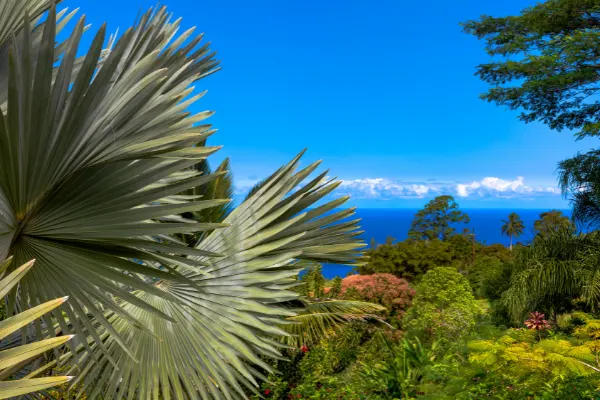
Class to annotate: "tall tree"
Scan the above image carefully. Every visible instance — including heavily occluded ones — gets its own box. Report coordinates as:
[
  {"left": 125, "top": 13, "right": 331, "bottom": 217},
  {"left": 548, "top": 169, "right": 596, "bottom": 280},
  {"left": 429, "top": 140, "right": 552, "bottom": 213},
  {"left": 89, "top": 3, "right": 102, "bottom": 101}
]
[
  {"left": 501, "top": 212, "right": 525, "bottom": 250},
  {"left": 408, "top": 195, "right": 470, "bottom": 241},
  {"left": 534, "top": 210, "right": 573, "bottom": 236},
  {"left": 463, "top": 0, "right": 600, "bottom": 227},
  {"left": 462, "top": 0, "right": 600, "bottom": 139}
]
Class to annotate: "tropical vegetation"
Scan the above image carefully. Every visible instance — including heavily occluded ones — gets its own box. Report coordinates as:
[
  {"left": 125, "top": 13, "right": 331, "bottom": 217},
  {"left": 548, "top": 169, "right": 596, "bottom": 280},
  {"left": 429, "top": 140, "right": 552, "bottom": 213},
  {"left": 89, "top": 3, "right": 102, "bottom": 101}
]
[{"left": 2, "top": 0, "right": 600, "bottom": 399}]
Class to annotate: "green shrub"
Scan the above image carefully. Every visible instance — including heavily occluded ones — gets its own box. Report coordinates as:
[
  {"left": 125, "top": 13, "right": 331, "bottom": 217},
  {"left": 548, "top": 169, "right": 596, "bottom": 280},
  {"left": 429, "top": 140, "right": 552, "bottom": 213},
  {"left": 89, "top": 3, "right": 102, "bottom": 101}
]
[{"left": 403, "top": 267, "right": 479, "bottom": 343}]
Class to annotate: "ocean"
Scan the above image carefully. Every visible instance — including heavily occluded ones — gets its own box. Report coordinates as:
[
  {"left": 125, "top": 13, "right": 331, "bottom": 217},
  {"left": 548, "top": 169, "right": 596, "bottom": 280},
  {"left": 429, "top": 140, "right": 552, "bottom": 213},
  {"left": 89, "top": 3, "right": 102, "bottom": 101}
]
[{"left": 321, "top": 208, "right": 572, "bottom": 279}]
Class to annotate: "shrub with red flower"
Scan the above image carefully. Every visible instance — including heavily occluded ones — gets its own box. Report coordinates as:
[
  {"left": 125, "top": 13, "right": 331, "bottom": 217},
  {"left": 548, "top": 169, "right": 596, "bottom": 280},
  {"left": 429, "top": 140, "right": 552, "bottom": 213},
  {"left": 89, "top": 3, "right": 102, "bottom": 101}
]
[
  {"left": 340, "top": 273, "right": 415, "bottom": 322},
  {"left": 524, "top": 311, "right": 551, "bottom": 331},
  {"left": 264, "top": 389, "right": 271, "bottom": 396}
]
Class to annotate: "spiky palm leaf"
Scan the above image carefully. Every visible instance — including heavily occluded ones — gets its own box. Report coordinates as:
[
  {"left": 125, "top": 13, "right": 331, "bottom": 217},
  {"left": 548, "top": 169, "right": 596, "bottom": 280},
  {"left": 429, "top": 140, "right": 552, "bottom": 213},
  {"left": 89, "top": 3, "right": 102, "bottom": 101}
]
[
  {"left": 280, "top": 299, "right": 387, "bottom": 348},
  {"left": 66, "top": 153, "right": 364, "bottom": 398},
  {"left": 0, "top": 257, "right": 73, "bottom": 398},
  {"left": 0, "top": 3, "right": 364, "bottom": 399}
]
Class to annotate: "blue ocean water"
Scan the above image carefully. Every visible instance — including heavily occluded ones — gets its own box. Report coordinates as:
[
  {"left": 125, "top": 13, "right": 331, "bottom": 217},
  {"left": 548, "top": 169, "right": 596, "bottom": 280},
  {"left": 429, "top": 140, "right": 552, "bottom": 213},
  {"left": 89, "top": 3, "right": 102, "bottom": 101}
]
[{"left": 322, "top": 208, "right": 572, "bottom": 279}]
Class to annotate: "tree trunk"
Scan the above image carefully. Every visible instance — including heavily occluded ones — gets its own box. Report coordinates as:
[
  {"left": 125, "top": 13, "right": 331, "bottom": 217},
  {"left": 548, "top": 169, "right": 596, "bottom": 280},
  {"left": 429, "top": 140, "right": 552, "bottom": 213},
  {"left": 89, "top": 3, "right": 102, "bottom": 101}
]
[{"left": 509, "top": 234, "right": 513, "bottom": 251}]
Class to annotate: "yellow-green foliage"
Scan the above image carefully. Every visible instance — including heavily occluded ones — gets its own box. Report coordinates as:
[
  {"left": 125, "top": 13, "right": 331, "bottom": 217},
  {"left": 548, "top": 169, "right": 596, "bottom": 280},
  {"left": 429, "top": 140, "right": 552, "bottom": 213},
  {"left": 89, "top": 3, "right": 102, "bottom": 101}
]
[{"left": 468, "top": 321, "right": 600, "bottom": 386}]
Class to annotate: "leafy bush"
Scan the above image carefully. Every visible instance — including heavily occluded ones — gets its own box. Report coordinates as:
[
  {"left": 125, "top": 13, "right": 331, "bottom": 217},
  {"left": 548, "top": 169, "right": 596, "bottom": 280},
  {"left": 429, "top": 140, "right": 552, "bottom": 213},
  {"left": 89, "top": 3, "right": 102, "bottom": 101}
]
[
  {"left": 403, "top": 267, "right": 479, "bottom": 343},
  {"left": 466, "top": 255, "right": 512, "bottom": 299}
]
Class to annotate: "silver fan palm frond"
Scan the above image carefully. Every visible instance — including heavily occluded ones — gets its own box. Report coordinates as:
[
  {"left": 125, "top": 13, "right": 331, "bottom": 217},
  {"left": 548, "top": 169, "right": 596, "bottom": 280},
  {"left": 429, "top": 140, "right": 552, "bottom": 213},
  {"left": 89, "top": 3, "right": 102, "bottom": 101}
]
[
  {"left": 0, "top": 3, "right": 365, "bottom": 398},
  {"left": 68, "top": 152, "right": 365, "bottom": 398},
  {"left": 0, "top": 1, "right": 223, "bottom": 360}
]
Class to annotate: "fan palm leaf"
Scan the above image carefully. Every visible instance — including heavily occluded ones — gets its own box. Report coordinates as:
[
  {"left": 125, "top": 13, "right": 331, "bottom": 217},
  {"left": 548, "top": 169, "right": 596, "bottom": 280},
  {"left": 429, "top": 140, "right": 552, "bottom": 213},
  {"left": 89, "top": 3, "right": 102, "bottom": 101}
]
[
  {"left": 0, "top": 257, "right": 73, "bottom": 398},
  {"left": 0, "top": 3, "right": 224, "bottom": 361},
  {"left": 67, "top": 153, "right": 364, "bottom": 398},
  {"left": 0, "top": 3, "right": 364, "bottom": 399}
]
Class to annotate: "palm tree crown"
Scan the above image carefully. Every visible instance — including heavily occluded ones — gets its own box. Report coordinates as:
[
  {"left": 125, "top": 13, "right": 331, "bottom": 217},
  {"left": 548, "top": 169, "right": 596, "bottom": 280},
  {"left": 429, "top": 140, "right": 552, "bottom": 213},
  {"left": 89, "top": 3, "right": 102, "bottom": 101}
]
[{"left": 501, "top": 212, "right": 525, "bottom": 251}]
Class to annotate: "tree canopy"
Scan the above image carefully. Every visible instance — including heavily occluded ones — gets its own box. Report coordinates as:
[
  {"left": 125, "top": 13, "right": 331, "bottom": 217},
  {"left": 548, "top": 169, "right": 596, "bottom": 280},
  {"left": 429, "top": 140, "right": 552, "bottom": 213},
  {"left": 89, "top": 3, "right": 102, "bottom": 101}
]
[
  {"left": 464, "top": 0, "right": 600, "bottom": 228},
  {"left": 462, "top": 0, "right": 600, "bottom": 139},
  {"left": 358, "top": 236, "right": 474, "bottom": 280},
  {"left": 534, "top": 210, "right": 574, "bottom": 236},
  {"left": 408, "top": 195, "right": 470, "bottom": 241}
]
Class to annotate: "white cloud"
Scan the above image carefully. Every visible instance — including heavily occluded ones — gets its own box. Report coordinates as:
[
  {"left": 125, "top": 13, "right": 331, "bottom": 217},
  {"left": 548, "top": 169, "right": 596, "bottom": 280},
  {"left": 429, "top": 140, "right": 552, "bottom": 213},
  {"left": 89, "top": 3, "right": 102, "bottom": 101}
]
[
  {"left": 335, "top": 176, "right": 562, "bottom": 200},
  {"left": 455, "top": 176, "right": 531, "bottom": 198},
  {"left": 337, "top": 178, "right": 437, "bottom": 199},
  {"left": 233, "top": 178, "right": 261, "bottom": 195}
]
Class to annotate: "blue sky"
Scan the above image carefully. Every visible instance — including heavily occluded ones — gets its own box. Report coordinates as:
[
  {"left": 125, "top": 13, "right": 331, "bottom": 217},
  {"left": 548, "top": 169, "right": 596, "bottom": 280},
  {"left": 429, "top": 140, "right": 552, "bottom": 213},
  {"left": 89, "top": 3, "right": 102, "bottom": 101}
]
[{"left": 62, "top": 0, "right": 598, "bottom": 209}]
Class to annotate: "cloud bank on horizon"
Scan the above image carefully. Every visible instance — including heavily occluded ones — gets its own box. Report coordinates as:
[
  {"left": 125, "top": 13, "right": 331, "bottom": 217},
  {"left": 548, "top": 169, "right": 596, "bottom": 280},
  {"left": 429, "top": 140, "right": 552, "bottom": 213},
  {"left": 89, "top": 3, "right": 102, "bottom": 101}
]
[
  {"left": 231, "top": 175, "right": 566, "bottom": 208},
  {"left": 334, "top": 176, "right": 561, "bottom": 200}
]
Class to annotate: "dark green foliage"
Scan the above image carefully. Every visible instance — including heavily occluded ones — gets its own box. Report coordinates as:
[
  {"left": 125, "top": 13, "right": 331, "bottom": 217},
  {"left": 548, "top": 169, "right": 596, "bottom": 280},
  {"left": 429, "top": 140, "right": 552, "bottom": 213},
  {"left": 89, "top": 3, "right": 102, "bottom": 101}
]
[
  {"left": 446, "top": 233, "right": 475, "bottom": 269},
  {"left": 408, "top": 196, "right": 470, "bottom": 241},
  {"left": 480, "top": 261, "right": 513, "bottom": 302},
  {"left": 329, "top": 276, "right": 342, "bottom": 298},
  {"left": 559, "top": 149, "right": 600, "bottom": 229},
  {"left": 297, "top": 263, "right": 326, "bottom": 297},
  {"left": 358, "top": 334, "right": 440, "bottom": 399},
  {"left": 359, "top": 234, "right": 480, "bottom": 281},
  {"left": 478, "top": 243, "right": 512, "bottom": 263},
  {"left": 466, "top": 255, "right": 506, "bottom": 299},
  {"left": 359, "top": 239, "right": 457, "bottom": 280},
  {"left": 534, "top": 209, "right": 574, "bottom": 236},
  {"left": 462, "top": 0, "right": 600, "bottom": 139},
  {"left": 180, "top": 152, "right": 234, "bottom": 245}
]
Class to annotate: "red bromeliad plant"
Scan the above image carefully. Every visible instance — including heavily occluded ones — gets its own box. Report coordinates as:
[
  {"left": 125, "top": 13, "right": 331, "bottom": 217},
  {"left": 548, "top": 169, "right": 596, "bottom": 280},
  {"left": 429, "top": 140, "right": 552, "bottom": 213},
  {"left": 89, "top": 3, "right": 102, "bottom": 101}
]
[{"left": 525, "top": 312, "right": 551, "bottom": 331}]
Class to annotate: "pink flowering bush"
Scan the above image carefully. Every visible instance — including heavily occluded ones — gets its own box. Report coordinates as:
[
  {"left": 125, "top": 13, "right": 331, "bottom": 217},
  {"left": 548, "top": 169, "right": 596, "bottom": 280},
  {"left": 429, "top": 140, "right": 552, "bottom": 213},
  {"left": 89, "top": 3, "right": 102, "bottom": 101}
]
[{"left": 340, "top": 273, "right": 415, "bottom": 323}]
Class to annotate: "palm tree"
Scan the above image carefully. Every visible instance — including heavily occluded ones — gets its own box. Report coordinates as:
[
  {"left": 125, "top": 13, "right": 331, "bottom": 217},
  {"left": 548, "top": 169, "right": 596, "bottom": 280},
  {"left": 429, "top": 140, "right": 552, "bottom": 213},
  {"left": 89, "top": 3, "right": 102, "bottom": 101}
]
[
  {"left": 501, "top": 212, "right": 525, "bottom": 251},
  {"left": 503, "top": 228, "right": 600, "bottom": 324},
  {"left": 0, "top": 3, "right": 365, "bottom": 398},
  {"left": 558, "top": 149, "right": 600, "bottom": 229}
]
